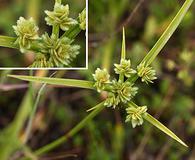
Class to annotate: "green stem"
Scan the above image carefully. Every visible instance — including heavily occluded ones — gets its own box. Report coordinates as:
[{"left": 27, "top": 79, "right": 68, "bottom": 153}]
[
  {"left": 27, "top": 0, "right": 41, "bottom": 21},
  {"left": 52, "top": 25, "right": 60, "bottom": 38},
  {"left": 51, "top": 0, "right": 61, "bottom": 37},
  {"left": 34, "top": 101, "right": 106, "bottom": 156},
  {"left": 102, "top": 38, "right": 116, "bottom": 72},
  {"left": 141, "top": 0, "right": 194, "bottom": 66},
  {"left": 24, "top": 83, "right": 46, "bottom": 143},
  {"left": 0, "top": 36, "right": 18, "bottom": 49},
  {"left": 126, "top": 74, "right": 139, "bottom": 84},
  {"left": 61, "top": 24, "right": 81, "bottom": 39}
]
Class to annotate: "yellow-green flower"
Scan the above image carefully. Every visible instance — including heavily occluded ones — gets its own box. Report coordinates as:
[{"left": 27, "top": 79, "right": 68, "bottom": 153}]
[
  {"left": 104, "top": 80, "right": 138, "bottom": 108},
  {"left": 126, "top": 106, "right": 147, "bottom": 128},
  {"left": 104, "top": 93, "right": 120, "bottom": 108},
  {"left": 114, "top": 59, "right": 136, "bottom": 78},
  {"left": 45, "top": 3, "right": 77, "bottom": 31},
  {"left": 137, "top": 62, "right": 157, "bottom": 84},
  {"left": 30, "top": 53, "right": 53, "bottom": 68},
  {"left": 93, "top": 68, "right": 110, "bottom": 92},
  {"left": 13, "top": 17, "right": 39, "bottom": 52},
  {"left": 40, "top": 33, "right": 80, "bottom": 67}
]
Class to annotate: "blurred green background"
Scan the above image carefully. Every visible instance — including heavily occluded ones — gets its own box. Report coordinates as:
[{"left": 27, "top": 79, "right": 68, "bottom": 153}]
[
  {"left": 1, "top": 0, "right": 195, "bottom": 160},
  {"left": 0, "top": 0, "right": 86, "bottom": 68}
]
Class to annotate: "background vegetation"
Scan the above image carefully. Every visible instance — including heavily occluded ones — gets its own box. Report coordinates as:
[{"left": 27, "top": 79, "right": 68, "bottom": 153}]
[{"left": 0, "top": 0, "right": 195, "bottom": 159}]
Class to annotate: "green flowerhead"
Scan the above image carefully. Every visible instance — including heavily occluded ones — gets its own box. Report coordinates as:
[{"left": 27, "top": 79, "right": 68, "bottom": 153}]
[
  {"left": 104, "top": 93, "right": 120, "bottom": 108},
  {"left": 45, "top": 3, "right": 78, "bottom": 31},
  {"left": 79, "top": 8, "right": 86, "bottom": 30},
  {"left": 13, "top": 17, "right": 39, "bottom": 52},
  {"left": 30, "top": 53, "right": 53, "bottom": 68},
  {"left": 137, "top": 62, "right": 157, "bottom": 84},
  {"left": 104, "top": 80, "right": 138, "bottom": 108},
  {"left": 126, "top": 106, "right": 147, "bottom": 128},
  {"left": 93, "top": 68, "right": 110, "bottom": 92},
  {"left": 40, "top": 33, "right": 80, "bottom": 67},
  {"left": 114, "top": 59, "right": 136, "bottom": 78}
]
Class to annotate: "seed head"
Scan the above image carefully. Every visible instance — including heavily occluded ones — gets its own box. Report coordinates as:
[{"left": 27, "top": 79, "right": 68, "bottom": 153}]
[
  {"left": 114, "top": 59, "right": 136, "bottom": 78},
  {"left": 30, "top": 54, "right": 53, "bottom": 68},
  {"left": 104, "top": 80, "right": 138, "bottom": 108},
  {"left": 125, "top": 106, "right": 147, "bottom": 128},
  {"left": 13, "top": 17, "right": 39, "bottom": 52},
  {"left": 40, "top": 33, "right": 80, "bottom": 67},
  {"left": 93, "top": 68, "right": 110, "bottom": 92},
  {"left": 137, "top": 62, "right": 157, "bottom": 84},
  {"left": 45, "top": 3, "right": 77, "bottom": 31}
]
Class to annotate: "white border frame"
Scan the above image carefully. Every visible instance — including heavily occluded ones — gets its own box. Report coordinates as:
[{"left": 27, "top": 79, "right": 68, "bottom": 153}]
[{"left": 0, "top": 0, "right": 88, "bottom": 70}]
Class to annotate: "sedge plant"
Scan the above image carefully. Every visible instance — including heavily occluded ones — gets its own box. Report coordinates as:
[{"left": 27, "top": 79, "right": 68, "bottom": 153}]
[
  {"left": 0, "top": 0, "right": 86, "bottom": 68},
  {"left": 8, "top": 0, "right": 193, "bottom": 158}
]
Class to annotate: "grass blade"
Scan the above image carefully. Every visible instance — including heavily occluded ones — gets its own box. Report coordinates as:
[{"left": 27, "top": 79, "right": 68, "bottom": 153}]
[
  {"left": 8, "top": 75, "right": 95, "bottom": 89},
  {"left": 121, "top": 27, "right": 126, "bottom": 60},
  {"left": 119, "top": 28, "right": 126, "bottom": 82},
  {"left": 141, "top": 0, "right": 193, "bottom": 66},
  {"left": 62, "top": 24, "right": 81, "bottom": 39},
  {"left": 0, "top": 36, "right": 18, "bottom": 49},
  {"left": 143, "top": 113, "right": 188, "bottom": 147}
]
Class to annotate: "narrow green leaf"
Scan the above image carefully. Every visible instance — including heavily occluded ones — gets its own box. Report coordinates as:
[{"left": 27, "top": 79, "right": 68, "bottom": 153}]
[
  {"left": 121, "top": 27, "right": 126, "bottom": 60},
  {"left": 119, "top": 28, "right": 126, "bottom": 82},
  {"left": 0, "top": 36, "right": 18, "bottom": 49},
  {"left": 141, "top": 0, "right": 193, "bottom": 66},
  {"left": 8, "top": 75, "right": 95, "bottom": 89},
  {"left": 61, "top": 24, "right": 81, "bottom": 39},
  {"left": 143, "top": 113, "right": 188, "bottom": 147},
  {"left": 52, "top": 25, "right": 60, "bottom": 38}
]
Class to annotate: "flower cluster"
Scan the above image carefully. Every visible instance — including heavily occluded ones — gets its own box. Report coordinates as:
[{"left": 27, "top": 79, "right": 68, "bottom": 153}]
[
  {"left": 93, "top": 68, "right": 110, "bottom": 92},
  {"left": 40, "top": 33, "right": 80, "bottom": 67},
  {"left": 45, "top": 3, "right": 77, "bottom": 31},
  {"left": 12, "top": 1, "right": 85, "bottom": 68},
  {"left": 104, "top": 80, "right": 138, "bottom": 108},
  {"left": 125, "top": 106, "right": 147, "bottom": 128},
  {"left": 93, "top": 59, "right": 138, "bottom": 109},
  {"left": 114, "top": 59, "right": 136, "bottom": 77},
  {"left": 137, "top": 62, "right": 157, "bottom": 84},
  {"left": 30, "top": 53, "right": 53, "bottom": 68},
  {"left": 93, "top": 58, "right": 157, "bottom": 127},
  {"left": 13, "top": 17, "right": 39, "bottom": 52}
]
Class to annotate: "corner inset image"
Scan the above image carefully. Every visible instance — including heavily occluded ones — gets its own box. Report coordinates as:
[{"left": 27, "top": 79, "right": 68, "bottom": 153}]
[{"left": 0, "top": 0, "right": 87, "bottom": 69}]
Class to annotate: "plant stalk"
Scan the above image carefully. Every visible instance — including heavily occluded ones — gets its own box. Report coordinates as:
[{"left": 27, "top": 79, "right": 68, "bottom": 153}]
[
  {"left": 61, "top": 24, "right": 81, "bottom": 39},
  {"left": 24, "top": 83, "right": 46, "bottom": 143}
]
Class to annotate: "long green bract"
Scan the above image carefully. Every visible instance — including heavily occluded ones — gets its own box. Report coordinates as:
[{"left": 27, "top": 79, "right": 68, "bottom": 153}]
[{"left": 8, "top": 75, "right": 95, "bottom": 89}]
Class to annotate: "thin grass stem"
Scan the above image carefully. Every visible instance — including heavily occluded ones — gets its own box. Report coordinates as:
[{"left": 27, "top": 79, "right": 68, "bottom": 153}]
[{"left": 34, "top": 101, "right": 105, "bottom": 156}]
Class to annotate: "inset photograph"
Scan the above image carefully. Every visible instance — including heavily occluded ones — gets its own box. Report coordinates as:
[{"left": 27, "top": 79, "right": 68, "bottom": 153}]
[{"left": 0, "top": 0, "right": 87, "bottom": 68}]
